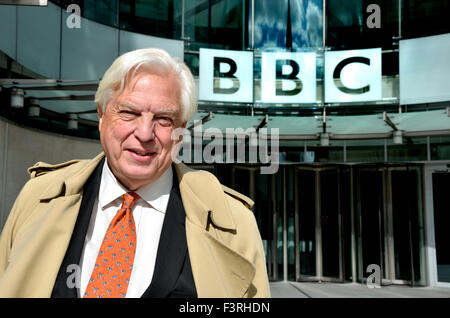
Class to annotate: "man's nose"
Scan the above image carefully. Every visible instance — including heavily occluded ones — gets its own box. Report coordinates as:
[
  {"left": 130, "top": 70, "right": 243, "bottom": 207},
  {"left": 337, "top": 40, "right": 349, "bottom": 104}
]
[{"left": 134, "top": 114, "right": 156, "bottom": 142}]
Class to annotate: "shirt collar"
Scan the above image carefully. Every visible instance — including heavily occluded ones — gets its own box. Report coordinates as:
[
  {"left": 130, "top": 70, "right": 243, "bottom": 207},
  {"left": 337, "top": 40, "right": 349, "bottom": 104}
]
[{"left": 98, "top": 158, "right": 173, "bottom": 214}]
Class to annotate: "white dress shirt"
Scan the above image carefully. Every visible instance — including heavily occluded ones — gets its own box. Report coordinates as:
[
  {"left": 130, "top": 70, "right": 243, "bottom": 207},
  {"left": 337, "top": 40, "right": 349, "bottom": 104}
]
[{"left": 78, "top": 159, "right": 172, "bottom": 298}]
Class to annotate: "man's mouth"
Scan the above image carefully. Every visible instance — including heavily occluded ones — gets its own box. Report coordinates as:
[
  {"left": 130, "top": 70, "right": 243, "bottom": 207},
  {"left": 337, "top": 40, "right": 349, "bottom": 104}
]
[
  {"left": 130, "top": 150, "right": 151, "bottom": 156},
  {"left": 128, "top": 149, "right": 155, "bottom": 157}
]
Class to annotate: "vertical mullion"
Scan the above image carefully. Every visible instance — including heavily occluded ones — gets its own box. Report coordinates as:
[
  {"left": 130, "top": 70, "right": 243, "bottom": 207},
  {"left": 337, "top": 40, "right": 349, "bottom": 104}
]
[
  {"left": 315, "top": 170, "right": 322, "bottom": 280},
  {"left": 337, "top": 167, "right": 344, "bottom": 282},
  {"left": 294, "top": 168, "right": 300, "bottom": 281},
  {"left": 272, "top": 173, "right": 278, "bottom": 280},
  {"left": 283, "top": 167, "right": 288, "bottom": 281}
]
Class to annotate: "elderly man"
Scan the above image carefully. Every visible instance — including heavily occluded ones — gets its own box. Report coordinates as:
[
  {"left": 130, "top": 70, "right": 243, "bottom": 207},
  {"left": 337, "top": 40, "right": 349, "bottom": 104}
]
[{"left": 0, "top": 48, "right": 270, "bottom": 298}]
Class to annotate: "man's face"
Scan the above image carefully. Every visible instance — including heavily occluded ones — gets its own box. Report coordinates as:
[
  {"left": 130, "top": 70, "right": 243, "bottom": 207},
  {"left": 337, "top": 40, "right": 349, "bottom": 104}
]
[{"left": 98, "top": 71, "right": 185, "bottom": 190}]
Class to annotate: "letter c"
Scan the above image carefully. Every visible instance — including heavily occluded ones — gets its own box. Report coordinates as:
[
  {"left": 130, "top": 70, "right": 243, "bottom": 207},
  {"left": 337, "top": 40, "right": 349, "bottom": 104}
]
[{"left": 333, "top": 56, "right": 370, "bottom": 95}]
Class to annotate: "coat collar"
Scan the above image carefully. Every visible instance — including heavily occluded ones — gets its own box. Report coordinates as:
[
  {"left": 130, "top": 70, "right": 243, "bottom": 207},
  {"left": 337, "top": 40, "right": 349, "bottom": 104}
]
[{"left": 33, "top": 153, "right": 104, "bottom": 201}]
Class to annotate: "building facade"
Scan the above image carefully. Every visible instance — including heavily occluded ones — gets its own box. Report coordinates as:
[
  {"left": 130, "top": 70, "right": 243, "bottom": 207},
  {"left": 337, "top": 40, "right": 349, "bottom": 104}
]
[{"left": 0, "top": 0, "right": 449, "bottom": 288}]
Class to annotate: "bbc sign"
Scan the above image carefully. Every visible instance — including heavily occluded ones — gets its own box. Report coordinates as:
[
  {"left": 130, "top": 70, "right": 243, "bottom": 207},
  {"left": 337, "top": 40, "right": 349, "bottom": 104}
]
[{"left": 199, "top": 48, "right": 382, "bottom": 104}]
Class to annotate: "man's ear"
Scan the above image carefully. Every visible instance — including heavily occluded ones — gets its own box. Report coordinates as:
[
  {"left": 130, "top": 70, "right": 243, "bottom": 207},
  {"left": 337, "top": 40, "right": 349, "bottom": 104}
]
[
  {"left": 174, "top": 121, "right": 188, "bottom": 143},
  {"left": 97, "top": 104, "right": 103, "bottom": 130}
]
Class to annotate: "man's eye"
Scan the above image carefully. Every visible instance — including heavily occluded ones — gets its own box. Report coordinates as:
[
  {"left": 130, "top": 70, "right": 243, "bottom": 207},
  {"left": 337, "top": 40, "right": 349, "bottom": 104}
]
[
  {"left": 157, "top": 117, "right": 174, "bottom": 126},
  {"left": 119, "top": 110, "right": 138, "bottom": 119}
]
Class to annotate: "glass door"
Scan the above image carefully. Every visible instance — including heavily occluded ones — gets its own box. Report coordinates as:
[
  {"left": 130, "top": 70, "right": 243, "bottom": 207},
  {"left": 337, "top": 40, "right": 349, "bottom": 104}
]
[
  {"left": 320, "top": 168, "right": 343, "bottom": 281},
  {"left": 355, "top": 166, "right": 386, "bottom": 284},
  {"left": 295, "top": 168, "right": 316, "bottom": 281},
  {"left": 294, "top": 166, "right": 346, "bottom": 282},
  {"left": 432, "top": 170, "right": 450, "bottom": 283},
  {"left": 355, "top": 165, "right": 425, "bottom": 286},
  {"left": 387, "top": 166, "right": 425, "bottom": 286}
]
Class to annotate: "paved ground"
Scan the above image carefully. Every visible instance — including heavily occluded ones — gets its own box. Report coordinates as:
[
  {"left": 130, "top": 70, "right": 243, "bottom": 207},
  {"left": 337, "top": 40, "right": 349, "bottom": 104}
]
[{"left": 270, "top": 281, "right": 450, "bottom": 298}]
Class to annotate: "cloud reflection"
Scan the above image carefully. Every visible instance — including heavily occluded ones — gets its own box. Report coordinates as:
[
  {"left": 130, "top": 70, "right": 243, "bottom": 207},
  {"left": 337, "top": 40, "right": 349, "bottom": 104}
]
[{"left": 254, "top": 0, "right": 323, "bottom": 50}]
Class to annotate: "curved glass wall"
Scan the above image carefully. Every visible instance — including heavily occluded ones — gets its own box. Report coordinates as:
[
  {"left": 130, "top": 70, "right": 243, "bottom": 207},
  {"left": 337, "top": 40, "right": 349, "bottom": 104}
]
[
  {"left": 0, "top": 0, "right": 449, "bottom": 153},
  {"left": 46, "top": 0, "right": 450, "bottom": 80},
  {"left": 49, "top": 1, "right": 450, "bottom": 50}
]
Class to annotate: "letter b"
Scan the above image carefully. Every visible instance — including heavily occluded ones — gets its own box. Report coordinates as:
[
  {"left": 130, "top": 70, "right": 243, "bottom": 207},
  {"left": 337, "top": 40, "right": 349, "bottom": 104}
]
[
  {"left": 260, "top": 52, "right": 316, "bottom": 103},
  {"left": 199, "top": 48, "right": 253, "bottom": 102},
  {"left": 214, "top": 57, "right": 240, "bottom": 94},
  {"left": 276, "top": 59, "right": 303, "bottom": 96}
]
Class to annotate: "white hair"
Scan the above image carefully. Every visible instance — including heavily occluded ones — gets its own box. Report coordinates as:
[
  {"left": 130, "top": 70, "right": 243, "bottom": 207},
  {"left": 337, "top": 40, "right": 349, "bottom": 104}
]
[{"left": 95, "top": 48, "right": 197, "bottom": 123}]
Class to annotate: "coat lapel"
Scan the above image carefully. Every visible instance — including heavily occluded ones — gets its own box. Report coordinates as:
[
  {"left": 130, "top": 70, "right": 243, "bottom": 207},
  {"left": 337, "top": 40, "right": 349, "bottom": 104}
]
[
  {"left": 51, "top": 157, "right": 105, "bottom": 297},
  {"left": 175, "top": 164, "right": 256, "bottom": 298}
]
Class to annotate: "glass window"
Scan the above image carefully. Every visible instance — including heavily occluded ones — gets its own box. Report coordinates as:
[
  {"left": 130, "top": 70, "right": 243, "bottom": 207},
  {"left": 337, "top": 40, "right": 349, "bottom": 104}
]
[
  {"left": 51, "top": 0, "right": 119, "bottom": 27},
  {"left": 346, "top": 139, "right": 386, "bottom": 162},
  {"left": 430, "top": 135, "right": 450, "bottom": 160},
  {"left": 253, "top": 0, "right": 323, "bottom": 51},
  {"left": 183, "top": 0, "right": 245, "bottom": 51},
  {"left": 326, "top": 0, "right": 399, "bottom": 50},
  {"left": 387, "top": 137, "right": 427, "bottom": 162},
  {"left": 402, "top": 0, "right": 450, "bottom": 39},
  {"left": 119, "top": 0, "right": 177, "bottom": 39},
  {"left": 83, "top": 0, "right": 118, "bottom": 27}
]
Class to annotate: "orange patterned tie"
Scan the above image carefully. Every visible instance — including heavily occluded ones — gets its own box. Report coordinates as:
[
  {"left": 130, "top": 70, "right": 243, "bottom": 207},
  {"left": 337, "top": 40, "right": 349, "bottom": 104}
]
[{"left": 84, "top": 192, "right": 140, "bottom": 298}]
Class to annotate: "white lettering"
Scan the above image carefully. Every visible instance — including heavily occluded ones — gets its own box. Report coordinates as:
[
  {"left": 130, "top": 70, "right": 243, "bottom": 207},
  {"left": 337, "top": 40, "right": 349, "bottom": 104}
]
[{"left": 179, "top": 302, "right": 214, "bottom": 315}]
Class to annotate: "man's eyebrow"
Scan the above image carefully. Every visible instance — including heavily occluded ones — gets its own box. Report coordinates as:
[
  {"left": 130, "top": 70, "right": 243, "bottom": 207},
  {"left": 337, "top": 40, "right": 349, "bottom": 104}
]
[
  {"left": 116, "top": 103, "right": 179, "bottom": 117},
  {"left": 155, "top": 109, "right": 179, "bottom": 116},
  {"left": 116, "top": 102, "right": 139, "bottom": 110}
]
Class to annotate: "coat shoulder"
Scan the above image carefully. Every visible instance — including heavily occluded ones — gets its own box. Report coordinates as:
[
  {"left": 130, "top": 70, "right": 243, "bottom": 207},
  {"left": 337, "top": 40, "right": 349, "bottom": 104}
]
[
  {"left": 26, "top": 152, "right": 104, "bottom": 184},
  {"left": 27, "top": 159, "right": 82, "bottom": 179},
  {"left": 181, "top": 165, "right": 254, "bottom": 212},
  {"left": 221, "top": 184, "right": 254, "bottom": 210},
  {"left": 176, "top": 163, "right": 254, "bottom": 214},
  {"left": 7, "top": 155, "right": 103, "bottom": 241}
]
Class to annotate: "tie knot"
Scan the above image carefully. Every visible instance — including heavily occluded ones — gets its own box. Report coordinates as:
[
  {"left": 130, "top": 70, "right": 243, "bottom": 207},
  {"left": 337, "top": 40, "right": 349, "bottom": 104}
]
[{"left": 122, "top": 192, "right": 140, "bottom": 209}]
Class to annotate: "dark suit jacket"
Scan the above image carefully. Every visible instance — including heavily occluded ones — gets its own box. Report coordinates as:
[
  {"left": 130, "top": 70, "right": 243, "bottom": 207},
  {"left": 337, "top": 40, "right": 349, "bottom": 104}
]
[{"left": 51, "top": 158, "right": 197, "bottom": 298}]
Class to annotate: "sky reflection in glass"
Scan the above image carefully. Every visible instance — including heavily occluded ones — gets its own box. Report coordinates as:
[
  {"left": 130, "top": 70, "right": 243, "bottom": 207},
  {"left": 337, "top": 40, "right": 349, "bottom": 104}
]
[{"left": 253, "top": 0, "right": 323, "bottom": 50}]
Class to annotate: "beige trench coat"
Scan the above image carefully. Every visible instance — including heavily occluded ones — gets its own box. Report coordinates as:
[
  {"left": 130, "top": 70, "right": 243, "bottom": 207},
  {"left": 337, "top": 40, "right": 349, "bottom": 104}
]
[{"left": 0, "top": 153, "right": 270, "bottom": 298}]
